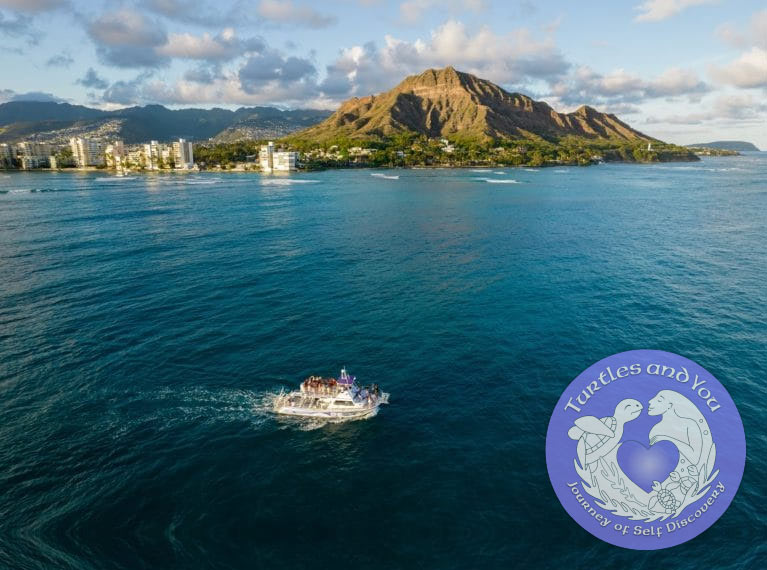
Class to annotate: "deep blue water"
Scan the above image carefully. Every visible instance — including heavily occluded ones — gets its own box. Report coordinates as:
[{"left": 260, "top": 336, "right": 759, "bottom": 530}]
[{"left": 1, "top": 156, "right": 766, "bottom": 569}]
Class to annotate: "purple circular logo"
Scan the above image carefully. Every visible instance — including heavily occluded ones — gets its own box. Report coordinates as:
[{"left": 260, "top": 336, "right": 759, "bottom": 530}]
[{"left": 546, "top": 350, "right": 745, "bottom": 550}]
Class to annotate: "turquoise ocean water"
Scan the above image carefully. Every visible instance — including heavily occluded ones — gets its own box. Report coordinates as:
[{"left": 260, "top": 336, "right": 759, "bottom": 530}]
[{"left": 1, "top": 156, "right": 765, "bottom": 568}]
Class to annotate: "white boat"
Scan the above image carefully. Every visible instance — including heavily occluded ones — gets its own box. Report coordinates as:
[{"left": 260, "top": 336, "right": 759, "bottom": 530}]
[{"left": 274, "top": 367, "right": 389, "bottom": 419}]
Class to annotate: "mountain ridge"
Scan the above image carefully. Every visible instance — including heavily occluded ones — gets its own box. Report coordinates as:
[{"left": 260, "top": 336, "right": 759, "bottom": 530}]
[
  {"left": 293, "top": 66, "right": 655, "bottom": 143},
  {"left": 0, "top": 102, "right": 331, "bottom": 144},
  {"left": 686, "top": 141, "right": 760, "bottom": 152}
]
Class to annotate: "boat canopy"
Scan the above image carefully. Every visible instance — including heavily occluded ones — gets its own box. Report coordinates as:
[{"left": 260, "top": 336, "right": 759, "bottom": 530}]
[{"left": 338, "top": 367, "right": 356, "bottom": 385}]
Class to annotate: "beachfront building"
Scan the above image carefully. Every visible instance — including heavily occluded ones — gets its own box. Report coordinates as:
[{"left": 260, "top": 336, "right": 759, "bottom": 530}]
[
  {"left": 0, "top": 143, "right": 13, "bottom": 168},
  {"left": 17, "top": 142, "right": 53, "bottom": 169},
  {"left": 127, "top": 148, "right": 144, "bottom": 169},
  {"left": 143, "top": 140, "right": 161, "bottom": 170},
  {"left": 70, "top": 137, "right": 105, "bottom": 167},
  {"left": 172, "top": 139, "right": 194, "bottom": 169},
  {"left": 259, "top": 141, "right": 298, "bottom": 173},
  {"left": 20, "top": 156, "right": 49, "bottom": 169},
  {"left": 105, "top": 140, "right": 126, "bottom": 170}
]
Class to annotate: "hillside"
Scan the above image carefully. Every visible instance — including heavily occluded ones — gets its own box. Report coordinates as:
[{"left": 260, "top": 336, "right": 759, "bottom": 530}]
[
  {"left": 293, "top": 67, "right": 655, "bottom": 143},
  {"left": 687, "top": 141, "right": 760, "bottom": 152},
  {"left": 212, "top": 108, "right": 332, "bottom": 142},
  {"left": 0, "top": 102, "right": 330, "bottom": 144}
]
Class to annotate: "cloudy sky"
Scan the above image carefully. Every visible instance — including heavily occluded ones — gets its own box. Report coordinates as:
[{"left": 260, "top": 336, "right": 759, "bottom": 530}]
[{"left": 1, "top": 0, "right": 765, "bottom": 146}]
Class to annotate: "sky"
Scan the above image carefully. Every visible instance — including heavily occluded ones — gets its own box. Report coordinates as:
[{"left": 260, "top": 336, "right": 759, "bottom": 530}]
[{"left": 0, "top": 0, "right": 765, "bottom": 147}]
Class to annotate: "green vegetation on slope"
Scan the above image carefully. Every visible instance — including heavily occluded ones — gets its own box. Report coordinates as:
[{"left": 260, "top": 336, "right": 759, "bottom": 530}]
[{"left": 281, "top": 133, "right": 697, "bottom": 168}]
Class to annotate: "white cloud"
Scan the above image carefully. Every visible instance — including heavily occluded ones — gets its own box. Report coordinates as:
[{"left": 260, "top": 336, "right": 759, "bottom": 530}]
[
  {"left": 716, "top": 9, "right": 767, "bottom": 50},
  {"left": 634, "top": 0, "right": 716, "bottom": 22},
  {"left": 321, "top": 19, "right": 569, "bottom": 99},
  {"left": 709, "top": 47, "right": 767, "bottom": 89},
  {"left": 645, "top": 93, "right": 767, "bottom": 124},
  {"left": 0, "top": 89, "right": 66, "bottom": 103},
  {"left": 257, "top": 0, "right": 336, "bottom": 29},
  {"left": 141, "top": 74, "right": 330, "bottom": 108},
  {"left": 550, "top": 65, "right": 709, "bottom": 106},
  {"left": 157, "top": 29, "right": 264, "bottom": 61},
  {"left": 87, "top": 9, "right": 168, "bottom": 67}
]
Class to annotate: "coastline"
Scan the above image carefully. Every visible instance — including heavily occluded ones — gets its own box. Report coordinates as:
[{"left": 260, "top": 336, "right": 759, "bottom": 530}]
[
  {"left": 6, "top": 152, "right": 762, "bottom": 176},
  {"left": 0, "top": 159, "right": 708, "bottom": 176}
]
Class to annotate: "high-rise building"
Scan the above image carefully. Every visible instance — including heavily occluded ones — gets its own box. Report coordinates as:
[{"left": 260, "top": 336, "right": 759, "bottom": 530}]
[
  {"left": 69, "top": 137, "right": 105, "bottom": 167},
  {"left": 15, "top": 142, "right": 53, "bottom": 169},
  {"left": 20, "top": 155, "right": 49, "bottom": 170},
  {"left": 0, "top": 143, "right": 13, "bottom": 168},
  {"left": 259, "top": 141, "right": 298, "bottom": 173},
  {"left": 142, "top": 140, "right": 160, "bottom": 170},
  {"left": 17, "top": 142, "right": 53, "bottom": 158},
  {"left": 172, "top": 139, "right": 194, "bottom": 169},
  {"left": 105, "top": 140, "right": 126, "bottom": 169}
]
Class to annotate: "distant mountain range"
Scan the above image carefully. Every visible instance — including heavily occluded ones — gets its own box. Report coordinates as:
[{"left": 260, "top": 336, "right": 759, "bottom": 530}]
[
  {"left": 0, "top": 102, "right": 331, "bottom": 144},
  {"left": 293, "top": 66, "right": 655, "bottom": 143},
  {"left": 686, "top": 141, "right": 760, "bottom": 152}
]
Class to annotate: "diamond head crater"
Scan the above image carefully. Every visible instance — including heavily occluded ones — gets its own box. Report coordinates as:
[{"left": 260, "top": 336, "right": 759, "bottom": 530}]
[
  {"left": 243, "top": 66, "right": 698, "bottom": 169},
  {"left": 1, "top": 67, "right": 700, "bottom": 170}
]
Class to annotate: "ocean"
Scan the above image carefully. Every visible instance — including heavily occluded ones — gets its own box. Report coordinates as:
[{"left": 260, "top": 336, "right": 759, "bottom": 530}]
[{"left": 1, "top": 156, "right": 765, "bottom": 569}]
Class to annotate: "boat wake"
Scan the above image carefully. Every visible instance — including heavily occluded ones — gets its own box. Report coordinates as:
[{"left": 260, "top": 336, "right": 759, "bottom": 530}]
[
  {"left": 475, "top": 178, "right": 521, "bottom": 184},
  {"left": 260, "top": 178, "right": 320, "bottom": 186},
  {"left": 165, "top": 177, "right": 222, "bottom": 185},
  {"left": 95, "top": 176, "right": 136, "bottom": 182},
  {"left": 371, "top": 173, "right": 399, "bottom": 180},
  {"left": 99, "top": 387, "right": 275, "bottom": 438}
]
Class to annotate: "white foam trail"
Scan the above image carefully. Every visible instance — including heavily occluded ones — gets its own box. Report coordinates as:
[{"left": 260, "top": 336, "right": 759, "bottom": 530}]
[
  {"left": 475, "top": 178, "right": 521, "bottom": 184},
  {"left": 524, "top": 168, "right": 540, "bottom": 172},
  {"left": 260, "top": 178, "right": 320, "bottom": 186},
  {"left": 161, "top": 177, "right": 223, "bottom": 185},
  {"left": 553, "top": 169, "right": 569, "bottom": 173},
  {"left": 96, "top": 176, "right": 136, "bottom": 182},
  {"left": 470, "top": 169, "right": 492, "bottom": 172},
  {"left": 275, "top": 406, "right": 380, "bottom": 430},
  {"left": 493, "top": 171, "right": 506, "bottom": 175},
  {"left": 371, "top": 173, "right": 399, "bottom": 180}
]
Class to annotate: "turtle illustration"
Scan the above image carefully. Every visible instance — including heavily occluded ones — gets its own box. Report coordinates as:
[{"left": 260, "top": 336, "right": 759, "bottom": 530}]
[
  {"left": 649, "top": 480, "right": 681, "bottom": 513},
  {"left": 669, "top": 470, "right": 698, "bottom": 495},
  {"left": 567, "top": 399, "right": 643, "bottom": 471}
]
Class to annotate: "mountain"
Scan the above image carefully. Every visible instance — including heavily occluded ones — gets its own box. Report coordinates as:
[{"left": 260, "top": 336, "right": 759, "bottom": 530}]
[
  {"left": 212, "top": 108, "right": 333, "bottom": 142},
  {"left": 0, "top": 102, "right": 331, "bottom": 144},
  {"left": 687, "top": 141, "right": 760, "bottom": 152},
  {"left": 293, "top": 67, "right": 655, "bottom": 143}
]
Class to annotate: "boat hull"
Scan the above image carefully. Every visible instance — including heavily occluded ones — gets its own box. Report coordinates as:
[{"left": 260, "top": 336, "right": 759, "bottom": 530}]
[{"left": 275, "top": 405, "right": 379, "bottom": 420}]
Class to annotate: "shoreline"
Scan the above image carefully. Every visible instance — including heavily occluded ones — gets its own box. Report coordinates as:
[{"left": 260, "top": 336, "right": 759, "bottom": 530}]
[{"left": 2, "top": 154, "right": 749, "bottom": 176}]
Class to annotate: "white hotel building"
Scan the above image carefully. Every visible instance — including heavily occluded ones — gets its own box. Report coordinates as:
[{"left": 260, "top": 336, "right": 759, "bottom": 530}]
[
  {"left": 259, "top": 141, "right": 298, "bottom": 173},
  {"left": 172, "top": 139, "right": 194, "bottom": 169},
  {"left": 70, "top": 137, "right": 105, "bottom": 167}
]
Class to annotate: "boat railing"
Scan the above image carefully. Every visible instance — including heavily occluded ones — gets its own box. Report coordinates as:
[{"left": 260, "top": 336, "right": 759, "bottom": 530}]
[{"left": 300, "top": 377, "right": 347, "bottom": 396}]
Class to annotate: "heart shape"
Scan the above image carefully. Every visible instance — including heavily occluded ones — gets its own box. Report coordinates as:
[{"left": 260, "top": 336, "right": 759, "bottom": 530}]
[{"left": 617, "top": 440, "right": 679, "bottom": 493}]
